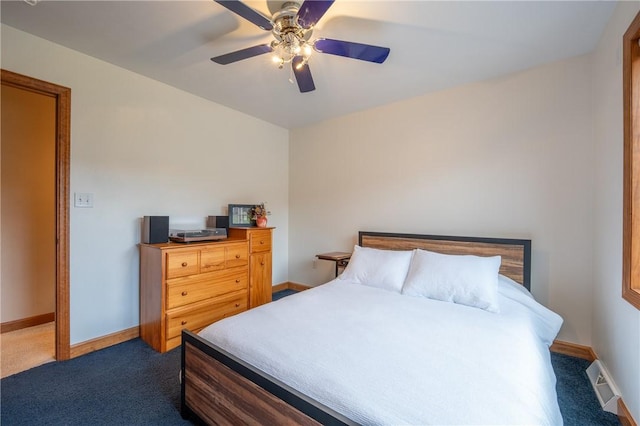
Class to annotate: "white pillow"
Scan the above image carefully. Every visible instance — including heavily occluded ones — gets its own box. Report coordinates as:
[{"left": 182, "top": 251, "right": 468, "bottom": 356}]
[
  {"left": 498, "top": 274, "right": 533, "bottom": 299},
  {"left": 401, "top": 249, "right": 501, "bottom": 312},
  {"left": 339, "top": 245, "right": 413, "bottom": 293}
]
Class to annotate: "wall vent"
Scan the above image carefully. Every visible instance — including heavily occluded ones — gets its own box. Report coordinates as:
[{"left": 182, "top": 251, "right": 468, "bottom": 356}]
[{"left": 586, "top": 360, "right": 620, "bottom": 414}]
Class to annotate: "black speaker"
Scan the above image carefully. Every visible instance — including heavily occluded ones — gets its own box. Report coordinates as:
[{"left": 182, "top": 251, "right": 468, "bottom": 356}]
[
  {"left": 142, "top": 216, "right": 169, "bottom": 244},
  {"left": 206, "top": 215, "right": 229, "bottom": 231}
]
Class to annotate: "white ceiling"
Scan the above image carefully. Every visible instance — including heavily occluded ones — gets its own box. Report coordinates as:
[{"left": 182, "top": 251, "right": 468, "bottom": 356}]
[{"left": 1, "top": 0, "right": 616, "bottom": 129}]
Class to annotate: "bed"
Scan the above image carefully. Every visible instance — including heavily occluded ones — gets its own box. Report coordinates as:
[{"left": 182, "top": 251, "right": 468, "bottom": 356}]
[{"left": 180, "top": 231, "right": 563, "bottom": 425}]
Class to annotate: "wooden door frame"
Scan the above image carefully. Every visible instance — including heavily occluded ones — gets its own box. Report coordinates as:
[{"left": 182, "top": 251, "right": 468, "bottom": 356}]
[{"left": 1, "top": 69, "right": 71, "bottom": 360}]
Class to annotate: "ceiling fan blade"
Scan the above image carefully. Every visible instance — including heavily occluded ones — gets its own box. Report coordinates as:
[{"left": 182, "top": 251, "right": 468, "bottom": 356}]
[
  {"left": 211, "top": 44, "right": 273, "bottom": 65},
  {"left": 314, "top": 38, "right": 390, "bottom": 64},
  {"left": 292, "top": 56, "right": 315, "bottom": 93},
  {"left": 296, "top": 0, "right": 334, "bottom": 29},
  {"left": 214, "top": 0, "right": 273, "bottom": 31}
]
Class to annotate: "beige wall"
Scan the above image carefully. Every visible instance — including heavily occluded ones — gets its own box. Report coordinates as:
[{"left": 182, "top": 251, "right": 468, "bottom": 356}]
[
  {"left": 1, "top": 84, "right": 56, "bottom": 322},
  {"left": 290, "top": 54, "right": 594, "bottom": 345},
  {"left": 592, "top": 2, "right": 640, "bottom": 421},
  {"left": 1, "top": 24, "right": 290, "bottom": 344}
]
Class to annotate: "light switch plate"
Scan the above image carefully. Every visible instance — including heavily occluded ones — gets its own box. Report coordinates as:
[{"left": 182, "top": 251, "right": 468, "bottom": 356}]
[{"left": 74, "top": 192, "right": 93, "bottom": 208}]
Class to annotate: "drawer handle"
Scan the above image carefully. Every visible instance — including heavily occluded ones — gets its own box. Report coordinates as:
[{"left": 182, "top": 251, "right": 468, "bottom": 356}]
[
  {"left": 235, "top": 303, "right": 240, "bottom": 308},
  {"left": 235, "top": 279, "right": 240, "bottom": 283},
  {"left": 181, "top": 320, "right": 187, "bottom": 326},
  {"left": 235, "top": 254, "right": 240, "bottom": 259},
  {"left": 181, "top": 262, "right": 188, "bottom": 267},
  {"left": 260, "top": 240, "right": 264, "bottom": 245},
  {"left": 260, "top": 261, "right": 265, "bottom": 266},
  {"left": 181, "top": 291, "right": 188, "bottom": 296}
]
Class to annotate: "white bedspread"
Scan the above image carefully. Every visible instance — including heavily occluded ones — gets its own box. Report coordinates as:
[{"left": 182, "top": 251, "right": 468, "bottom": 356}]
[{"left": 199, "top": 278, "right": 563, "bottom": 425}]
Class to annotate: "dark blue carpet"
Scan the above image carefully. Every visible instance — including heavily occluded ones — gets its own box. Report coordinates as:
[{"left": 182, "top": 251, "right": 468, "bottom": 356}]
[
  {"left": 0, "top": 290, "right": 622, "bottom": 425},
  {"left": 272, "top": 288, "right": 298, "bottom": 301},
  {"left": 1, "top": 338, "right": 188, "bottom": 425},
  {"left": 552, "top": 352, "right": 620, "bottom": 426}
]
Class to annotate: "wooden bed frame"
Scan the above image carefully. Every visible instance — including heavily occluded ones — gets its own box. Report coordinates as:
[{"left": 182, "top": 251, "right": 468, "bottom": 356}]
[{"left": 181, "top": 231, "right": 532, "bottom": 425}]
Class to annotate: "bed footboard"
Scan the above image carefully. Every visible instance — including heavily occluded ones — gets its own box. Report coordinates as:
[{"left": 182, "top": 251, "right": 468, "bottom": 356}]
[{"left": 181, "top": 330, "right": 355, "bottom": 425}]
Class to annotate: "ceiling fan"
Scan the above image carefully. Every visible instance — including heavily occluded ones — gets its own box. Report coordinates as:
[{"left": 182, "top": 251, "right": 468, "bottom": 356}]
[{"left": 211, "top": 0, "right": 390, "bottom": 93}]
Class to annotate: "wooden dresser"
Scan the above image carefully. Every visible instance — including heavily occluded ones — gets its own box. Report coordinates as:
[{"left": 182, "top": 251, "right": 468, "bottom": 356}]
[
  {"left": 140, "top": 238, "right": 251, "bottom": 353},
  {"left": 228, "top": 227, "right": 273, "bottom": 309}
]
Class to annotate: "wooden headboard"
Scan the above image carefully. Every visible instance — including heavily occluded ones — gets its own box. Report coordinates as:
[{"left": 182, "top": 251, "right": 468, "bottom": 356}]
[{"left": 359, "top": 231, "right": 532, "bottom": 290}]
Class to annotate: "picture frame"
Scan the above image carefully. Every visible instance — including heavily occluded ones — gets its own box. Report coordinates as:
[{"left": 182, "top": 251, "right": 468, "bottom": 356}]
[{"left": 228, "top": 204, "right": 255, "bottom": 227}]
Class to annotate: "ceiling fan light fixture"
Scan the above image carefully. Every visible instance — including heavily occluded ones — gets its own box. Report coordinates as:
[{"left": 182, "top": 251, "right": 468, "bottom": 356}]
[
  {"left": 265, "top": 1, "right": 316, "bottom": 71},
  {"left": 270, "top": 36, "right": 313, "bottom": 70},
  {"left": 211, "top": 0, "right": 389, "bottom": 93},
  {"left": 302, "top": 44, "right": 313, "bottom": 57}
]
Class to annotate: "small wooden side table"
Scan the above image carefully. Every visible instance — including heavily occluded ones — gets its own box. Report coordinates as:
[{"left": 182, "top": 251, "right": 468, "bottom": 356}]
[{"left": 316, "top": 252, "right": 352, "bottom": 277}]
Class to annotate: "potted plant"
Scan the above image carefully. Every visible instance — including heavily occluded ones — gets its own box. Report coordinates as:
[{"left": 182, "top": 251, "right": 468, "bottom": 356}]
[{"left": 250, "top": 202, "right": 270, "bottom": 228}]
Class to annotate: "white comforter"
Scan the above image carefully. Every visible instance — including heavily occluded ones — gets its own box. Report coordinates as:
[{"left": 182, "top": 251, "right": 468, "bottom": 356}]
[{"left": 199, "top": 277, "right": 563, "bottom": 425}]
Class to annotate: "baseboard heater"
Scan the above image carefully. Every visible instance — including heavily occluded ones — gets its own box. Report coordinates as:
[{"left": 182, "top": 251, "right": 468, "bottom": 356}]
[{"left": 586, "top": 360, "right": 620, "bottom": 414}]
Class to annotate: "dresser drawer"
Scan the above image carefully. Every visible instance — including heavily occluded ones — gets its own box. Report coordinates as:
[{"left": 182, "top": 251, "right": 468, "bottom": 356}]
[
  {"left": 250, "top": 230, "right": 271, "bottom": 253},
  {"left": 200, "top": 247, "right": 225, "bottom": 273},
  {"left": 166, "top": 251, "right": 199, "bottom": 279},
  {"left": 165, "top": 291, "right": 248, "bottom": 340},
  {"left": 226, "top": 242, "right": 249, "bottom": 268},
  {"left": 166, "top": 269, "right": 249, "bottom": 310}
]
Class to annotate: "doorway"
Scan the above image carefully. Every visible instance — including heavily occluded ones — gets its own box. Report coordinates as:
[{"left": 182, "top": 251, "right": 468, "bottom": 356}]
[{"left": 1, "top": 69, "right": 70, "bottom": 361}]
